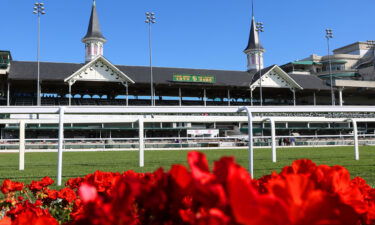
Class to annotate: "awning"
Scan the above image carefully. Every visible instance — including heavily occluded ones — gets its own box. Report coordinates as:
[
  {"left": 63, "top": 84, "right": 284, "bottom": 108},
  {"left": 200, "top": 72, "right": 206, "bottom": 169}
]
[{"left": 292, "top": 60, "right": 321, "bottom": 65}]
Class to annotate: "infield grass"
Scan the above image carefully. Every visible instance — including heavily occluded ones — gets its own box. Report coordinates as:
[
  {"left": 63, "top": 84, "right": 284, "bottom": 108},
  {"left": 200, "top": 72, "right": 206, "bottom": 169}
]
[{"left": 0, "top": 146, "right": 374, "bottom": 188}]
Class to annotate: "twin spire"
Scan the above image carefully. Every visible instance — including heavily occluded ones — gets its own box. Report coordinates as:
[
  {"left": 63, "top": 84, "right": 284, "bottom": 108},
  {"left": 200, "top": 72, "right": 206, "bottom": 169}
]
[
  {"left": 81, "top": 0, "right": 263, "bottom": 71},
  {"left": 82, "top": 0, "right": 106, "bottom": 62},
  {"left": 244, "top": 16, "right": 264, "bottom": 53},
  {"left": 244, "top": 1, "right": 265, "bottom": 71},
  {"left": 82, "top": 0, "right": 106, "bottom": 42}
]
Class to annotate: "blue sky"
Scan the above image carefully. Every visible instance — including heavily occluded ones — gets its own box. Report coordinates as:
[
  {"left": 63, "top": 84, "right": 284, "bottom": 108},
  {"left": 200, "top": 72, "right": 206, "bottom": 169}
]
[{"left": 2, "top": 0, "right": 374, "bottom": 71}]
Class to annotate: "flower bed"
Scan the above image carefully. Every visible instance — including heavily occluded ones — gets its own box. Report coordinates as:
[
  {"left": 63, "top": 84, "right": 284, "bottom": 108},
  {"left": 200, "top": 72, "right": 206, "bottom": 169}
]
[{"left": 1, "top": 151, "right": 374, "bottom": 225}]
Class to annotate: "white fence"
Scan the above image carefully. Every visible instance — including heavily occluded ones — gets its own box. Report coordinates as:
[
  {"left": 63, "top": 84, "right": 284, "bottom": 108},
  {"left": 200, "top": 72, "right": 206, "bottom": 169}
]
[
  {"left": 0, "top": 134, "right": 374, "bottom": 152},
  {"left": 2, "top": 105, "right": 375, "bottom": 185}
]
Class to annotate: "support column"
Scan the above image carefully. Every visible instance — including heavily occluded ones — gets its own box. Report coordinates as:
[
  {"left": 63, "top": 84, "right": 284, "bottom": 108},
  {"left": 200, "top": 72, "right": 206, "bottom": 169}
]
[
  {"left": 313, "top": 92, "right": 316, "bottom": 106},
  {"left": 339, "top": 88, "right": 343, "bottom": 106},
  {"left": 138, "top": 117, "right": 144, "bottom": 167},
  {"left": 57, "top": 107, "right": 65, "bottom": 186},
  {"left": 153, "top": 89, "right": 156, "bottom": 106},
  {"left": 250, "top": 89, "right": 253, "bottom": 106},
  {"left": 125, "top": 82, "right": 129, "bottom": 106},
  {"left": 203, "top": 88, "right": 207, "bottom": 107},
  {"left": 19, "top": 121, "right": 25, "bottom": 171},
  {"left": 227, "top": 89, "right": 231, "bottom": 106},
  {"left": 292, "top": 88, "right": 296, "bottom": 106},
  {"left": 68, "top": 83, "right": 72, "bottom": 106},
  {"left": 7, "top": 81, "right": 10, "bottom": 106},
  {"left": 40, "top": 82, "right": 42, "bottom": 105},
  {"left": 179, "top": 87, "right": 182, "bottom": 106}
]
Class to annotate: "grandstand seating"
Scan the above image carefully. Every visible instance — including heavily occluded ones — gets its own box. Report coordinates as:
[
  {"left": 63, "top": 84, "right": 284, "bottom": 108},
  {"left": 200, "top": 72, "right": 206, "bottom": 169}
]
[
  {"left": 10, "top": 97, "right": 274, "bottom": 106},
  {"left": 14, "top": 98, "right": 34, "bottom": 106}
]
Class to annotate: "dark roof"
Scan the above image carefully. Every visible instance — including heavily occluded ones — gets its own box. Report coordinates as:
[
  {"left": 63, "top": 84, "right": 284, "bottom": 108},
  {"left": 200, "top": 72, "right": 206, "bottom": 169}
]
[
  {"left": 8, "top": 61, "right": 331, "bottom": 90},
  {"left": 9, "top": 61, "right": 251, "bottom": 87},
  {"left": 117, "top": 66, "right": 251, "bottom": 87},
  {"left": 250, "top": 65, "right": 275, "bottom": 84},
  {"left": 244, "top": 16, "right": 264, "bottom": 52},
  {"left": 9, "top": 61, "right": 83, "bottom": 81},
  {"left": 289, "top": 74, "right": 331, "bottom": 90},
  {"left": 82, "top": 1, "right": 106, "bottom": 42}
]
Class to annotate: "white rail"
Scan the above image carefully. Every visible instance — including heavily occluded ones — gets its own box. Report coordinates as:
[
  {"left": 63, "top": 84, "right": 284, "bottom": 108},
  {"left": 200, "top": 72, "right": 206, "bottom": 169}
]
[{"left": 1, "top": 105, "right": 374, "bottom": 185}]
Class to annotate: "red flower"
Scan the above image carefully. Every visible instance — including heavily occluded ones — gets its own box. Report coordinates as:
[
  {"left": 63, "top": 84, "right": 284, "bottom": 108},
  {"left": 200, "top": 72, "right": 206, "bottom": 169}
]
[
  {"left": 0, "top": 217, "right": 11, "bottom": 225},
  {"left": 170, "top": 164, "right": 192, "bottom": 189},
  {"left": 1, "top": 152, "right": 374, "bottom": 225},
  {"left": 58, "top": 187, "right": 77, "bottom": 203},
  {"left": 83, "top": 171, "right": 121, "bottom": 195},
  {"left": 78, "top": 183, "right": 98, "bottom": 203},
  {"left": 188, "top": 151, "right": 213, "bottom": 184},
  {"left": 46, "top": 189, "right": 58, "bottom": 200},
  {"left": 227, "top": 160, "right": 290, "bottom": 225},
  {"left": 12, "top": 210, "right": 58, "bottom": 225},
  {"left": 66, "top": 177, "right": 84, "bottom": 190},
  {"left": 1, "top": 179, "right": 24, "bottom": 194},
  {"left": 28, "top": 177, "right": 54, "bottom": 192}
]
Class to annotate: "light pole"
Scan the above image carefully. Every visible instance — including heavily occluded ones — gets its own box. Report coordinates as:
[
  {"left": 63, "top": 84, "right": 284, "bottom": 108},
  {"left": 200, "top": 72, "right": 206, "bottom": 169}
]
[
  {"left": 256, "top": 22, "right": 264, "bottom": 106},
  {"left": 145, "top": 12, "right": 156, "bottom": 106},
  {"left": 33, "top": 2, "right": 45, "bottom": 106},
  {"left": 325, "top": 28, "right": 335, "bottom": 106}
]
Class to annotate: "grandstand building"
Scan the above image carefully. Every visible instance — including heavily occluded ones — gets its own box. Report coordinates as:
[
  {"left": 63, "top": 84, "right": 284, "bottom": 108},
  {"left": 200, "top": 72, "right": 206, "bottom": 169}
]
[
  {"left": 1, "top": 1, "right": 375, "bottom": 143},
  {"left": 0, "top": 1, "right": 339, "bottom": 107}
]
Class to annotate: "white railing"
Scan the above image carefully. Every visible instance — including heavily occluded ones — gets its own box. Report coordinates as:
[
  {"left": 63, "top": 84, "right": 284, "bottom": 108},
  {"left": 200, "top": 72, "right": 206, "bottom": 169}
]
[
  {"left": 0, "top": 134, "right": 374, "bottom": 152},
  {"left": 2, "top": 105, "right": 375, "bottom": 185}
]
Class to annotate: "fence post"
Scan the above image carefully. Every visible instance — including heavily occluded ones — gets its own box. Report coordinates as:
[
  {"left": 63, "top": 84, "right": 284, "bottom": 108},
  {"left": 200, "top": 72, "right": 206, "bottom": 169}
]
[
  {"left": 139, "top": 117, "right": 144, "bottom": 167},
  {"left": 57, "top": 107, "right": 65, "bottom": 186},
  {"left": 19, "top": 121, "right": 25, "bottom": 171},
  {"left": 263, "top": 118, "right": 277, "bottom": 163},
  {"left": 270, "top": 119, "right": 277, "bottom": 163},
  {"left": 352, "top": 119, "right": 359, "bottom": 160},
  {"left": 237, "top": 107, "right": 253, "bottom": 178}
]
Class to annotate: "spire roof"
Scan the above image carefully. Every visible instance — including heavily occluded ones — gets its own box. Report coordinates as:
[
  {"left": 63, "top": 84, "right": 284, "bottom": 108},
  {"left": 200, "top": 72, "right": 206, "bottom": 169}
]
[
  {"left": 244, "top": 16, "right": 264, "bottom": 52},
  {"left": 82, "top": 0, "right": 106, "bottom": 42}
]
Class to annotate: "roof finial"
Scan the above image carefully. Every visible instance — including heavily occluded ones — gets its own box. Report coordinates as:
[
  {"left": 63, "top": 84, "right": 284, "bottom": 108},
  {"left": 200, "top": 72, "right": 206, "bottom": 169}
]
[
  {"left": 93, "top": 0, "right": 96, "bottom": 7},
  {"left": 252, "top": 0, "right": 254, "bottom": 17}
]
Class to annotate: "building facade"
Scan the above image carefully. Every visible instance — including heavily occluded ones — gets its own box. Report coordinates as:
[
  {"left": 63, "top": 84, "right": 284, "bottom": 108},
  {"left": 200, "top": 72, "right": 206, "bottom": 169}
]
[
  {"left": 1, "top": 2, "right": 375, "bottom": 141},
  {"left": 0, "top": 2, "right": 375, "bottom": 108}
]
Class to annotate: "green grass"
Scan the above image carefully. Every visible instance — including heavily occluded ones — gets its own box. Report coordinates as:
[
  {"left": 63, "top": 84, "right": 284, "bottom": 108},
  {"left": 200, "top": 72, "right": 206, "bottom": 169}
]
[{"left": 0, "top": 146, "right": 374, "bottom": 188}]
